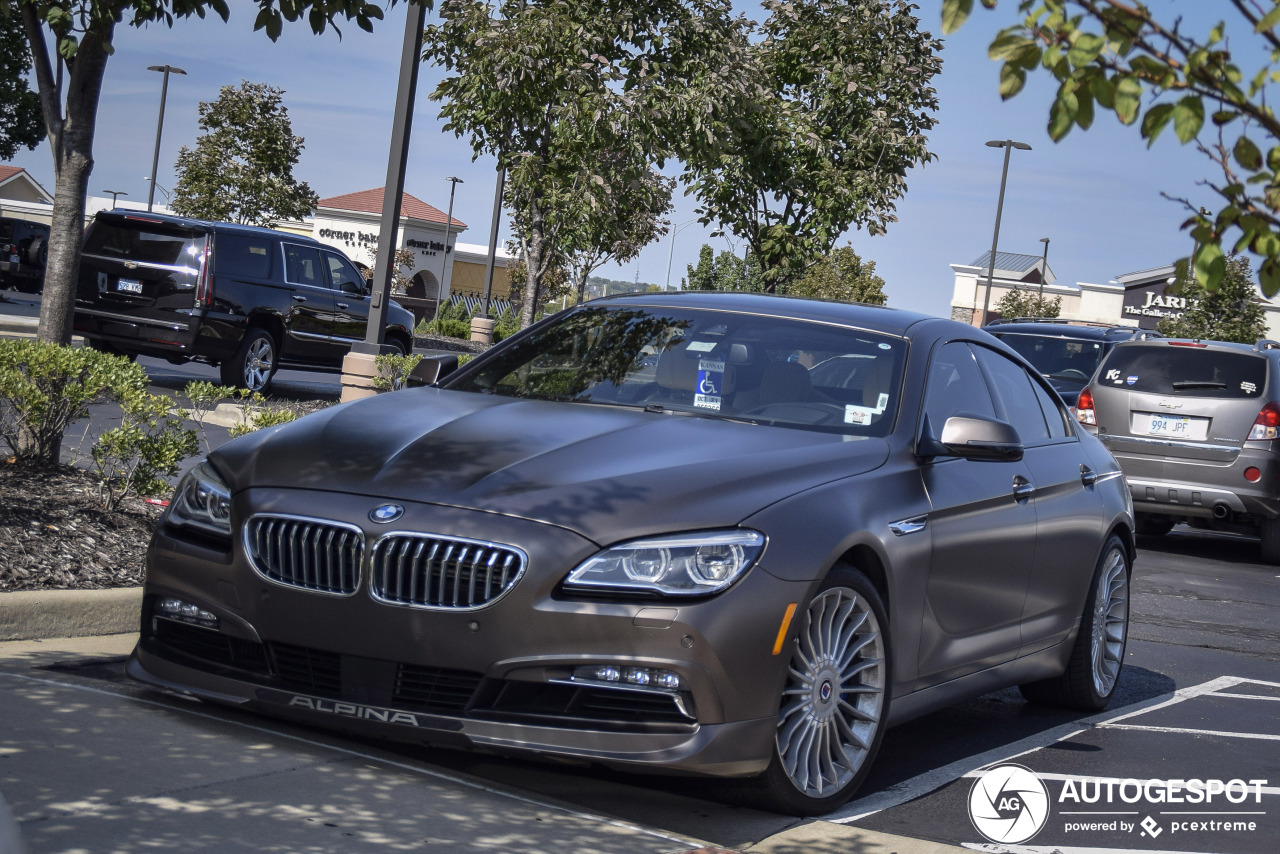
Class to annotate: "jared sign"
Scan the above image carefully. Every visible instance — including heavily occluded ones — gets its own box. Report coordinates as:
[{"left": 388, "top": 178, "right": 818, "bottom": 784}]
[{"left": 1122, "top": 281, "right": 1186, "bottom": 329}]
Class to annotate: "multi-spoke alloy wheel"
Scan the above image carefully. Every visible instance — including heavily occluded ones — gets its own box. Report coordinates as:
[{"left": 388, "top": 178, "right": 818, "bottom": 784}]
[
  {"left": 1091, "top": 545, "right": 1129, "bottom": 697},
  {"left": 222, "top": 329, "right": 277, "bottom": 393},
  {"left": 1020, "top": 533, "right": 1130, "bottom": 711},
  {"left": 756, "top": 568, "right": 889, "bottom": 815}
]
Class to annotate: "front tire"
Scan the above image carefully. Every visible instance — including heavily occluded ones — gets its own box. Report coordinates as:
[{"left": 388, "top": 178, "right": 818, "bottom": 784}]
[
  {"left": 751, "top": 567, "right": 890, "bottom": 816},
  {"left": 1020, "top": 534, "right": 1130, "bottom": 711},
  {"left": 221, "top": 328, "right": 277, "bottom": 393}
]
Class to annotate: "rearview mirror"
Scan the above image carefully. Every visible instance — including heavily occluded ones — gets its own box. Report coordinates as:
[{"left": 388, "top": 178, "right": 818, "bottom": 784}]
[{"left": 939, "top": 414, "right": 1023, "bottom": 461}]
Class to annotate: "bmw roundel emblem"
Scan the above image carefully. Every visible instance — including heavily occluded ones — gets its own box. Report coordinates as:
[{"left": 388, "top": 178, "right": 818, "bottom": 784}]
[{"left": 369, "top": 504, "right": 404, "bottom": 524}]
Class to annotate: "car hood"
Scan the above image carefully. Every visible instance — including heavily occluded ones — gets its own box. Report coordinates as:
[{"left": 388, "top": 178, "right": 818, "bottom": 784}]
[{"left": 212, "top": 387, "right": 890, "bottom": 544}]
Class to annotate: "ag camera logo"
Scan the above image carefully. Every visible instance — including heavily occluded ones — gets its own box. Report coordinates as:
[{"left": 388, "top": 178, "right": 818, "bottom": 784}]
[{"left": 969, "top": 764, "right": 1051, "bottom": 844}]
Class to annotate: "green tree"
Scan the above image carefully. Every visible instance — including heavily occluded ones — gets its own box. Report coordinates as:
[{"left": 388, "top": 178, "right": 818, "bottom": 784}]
[
  {"left": 423, "top": 0, "right": 753, "bottom": 330},
  {"left": 0, "top": 1, "right": 44, "bottom": 160},
  {"left": 16, "top": 0, "right": 396, "bottom": 348},
  {"left": 171, "top": 81, "right": 319, "bottom": 227},
  {"left": 685, "top": 244, "right": 766, "bottom": 293},
  {"left": 942, "top": 0, "right": 1280, "bottom": 296},
  {"left": 1157, "top": 254, "right": 1268, "bottom": 343},
  {"left": 786, "top": 244, "right": 887, "bottom": 304},
  {"left": 994, "top": 287, "right": 1060, "bottom": 320},
  {"left": 684, "top": 0, "right": 942, "bottom": 291}
]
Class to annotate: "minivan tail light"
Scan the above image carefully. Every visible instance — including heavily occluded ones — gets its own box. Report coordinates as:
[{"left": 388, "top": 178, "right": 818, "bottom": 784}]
[
  {"left": 194, "top": 237, "right": 212, "bottom": 308},
  {"left": 1076, "top": 386, "right": 1096, "bottom": 426},
  {"left": 1248, "top": 402, "right": 1280, "bottom": 440}
]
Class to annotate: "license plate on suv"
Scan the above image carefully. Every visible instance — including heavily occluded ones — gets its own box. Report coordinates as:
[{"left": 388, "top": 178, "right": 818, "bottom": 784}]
[
  {"left": 116, "top": 277, "right": 143, "bottom": 294},
  {"left": 1133, "top": 411, "right": 1210, "bottom": 441}
]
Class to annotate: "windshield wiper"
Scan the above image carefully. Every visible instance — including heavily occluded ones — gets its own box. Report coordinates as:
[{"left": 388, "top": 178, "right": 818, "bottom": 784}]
[
  {"left": 1171, "top": 380, "right": 1228, "bottom": 390},
  {"left": 642, "top": 403, "right": 760, "bottom": 426}
]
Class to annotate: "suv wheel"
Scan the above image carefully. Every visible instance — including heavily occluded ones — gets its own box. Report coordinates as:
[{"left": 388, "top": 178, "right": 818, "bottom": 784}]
[
  {"left": 222, "top": 328, "right": 277, "bottom": 393},
  {"left": 1135, "top": 513, "right": 1174, "bottom": 537},
  {"left": 1260, "top": 518, "right": 1280, "bottom": 565}
]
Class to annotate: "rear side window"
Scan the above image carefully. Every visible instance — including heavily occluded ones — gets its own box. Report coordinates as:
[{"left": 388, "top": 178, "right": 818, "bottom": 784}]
[
  {"left": 972, "top": 344, "right": 1055, "bottom": 443},
  {"left": 215, "top": 233, "right": 273, "bottom": 279},
  {"left": 82, "top": 221, "right": 204, "bottom": 269},
  {"left": 1098, "top": 345, "right": 1267, "bottom": 398},
  {"left": 283, "top": 244, "right": 323, "bottom": 287}
]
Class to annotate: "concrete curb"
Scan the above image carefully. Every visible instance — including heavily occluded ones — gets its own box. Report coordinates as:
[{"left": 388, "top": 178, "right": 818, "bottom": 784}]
[{"left": 0, "top": 587, "right": 142, "bottom": 642}]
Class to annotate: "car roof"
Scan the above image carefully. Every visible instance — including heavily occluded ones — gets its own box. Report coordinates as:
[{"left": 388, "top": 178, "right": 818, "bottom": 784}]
[
  {"left": 986, "top": 318, "right": 1160, "bottom": 342},
  {"left": 93, "top": 209, "right": 324, "bottom": 246},
  {"left": 1107, "top": 337, "right": 1280, "bottom": 355},
  {"left": 594, "top": 290, "right": 957, "bottom": 339}
]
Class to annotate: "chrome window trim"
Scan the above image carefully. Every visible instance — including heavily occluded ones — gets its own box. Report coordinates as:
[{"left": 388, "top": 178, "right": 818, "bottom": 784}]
[{"left": 72, "top": 307, "right": 189, "bottom": 332}]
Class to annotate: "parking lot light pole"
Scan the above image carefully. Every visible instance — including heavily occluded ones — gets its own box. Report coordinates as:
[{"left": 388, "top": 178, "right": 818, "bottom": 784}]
[
  {"left": 979, "top": 139, "right": 1031, "bottom": 326},
  {"left": 104, "top": 190, "right": 128, "bottom": 207},
  {"left": 439, "top": 176, "right": 463, "bottom": 304},
  {"left": 664, "top": 218, "right": 700, "bottom": 291},
  {"left": 1038, "top": 236, "right": 1050, "bottom": 301},
  {"left": 146, "top": 65, "right": 185, "bottom": 212}
]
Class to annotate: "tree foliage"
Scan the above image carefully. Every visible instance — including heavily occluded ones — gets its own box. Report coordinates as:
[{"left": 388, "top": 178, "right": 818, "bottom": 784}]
[
  {"left": 1157, "top": 254, "right": 1268, "bottom": 343},
  {"left": 423, "top": 0, "right": 752, "bottom": 329},
  {"left": 942, "top": 0, "right": 1280, "bottom": 297},
  {"left": 684, "top": 0, "right": 942, "bottom": 291},
  {"left": 17, "top": 0, "right": 401, "bottom": 348},
  {"left": 786, "top": 244, "right": 887, "bottom": 304},
  {"left": 994, "top": 286, "right": 1061, "bottom": 319},
  {"left": 171, "top": 80, "right": 319, "bottom": 227},
  {"left": 0, "top": 1, "right": 45, "bottom": 159},
  {"left": 685, "top": 245, "right": 766, "bottom": 293}
]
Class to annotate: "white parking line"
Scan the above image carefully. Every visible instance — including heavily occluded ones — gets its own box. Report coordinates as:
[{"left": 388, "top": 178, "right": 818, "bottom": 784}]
[
  {"left": 956, "top": 771, "right": 1280, "bottom": 798},
  {"left": 831, "top": 675, "right": 1273, "bottom": 824},
  {"left": 1100, "top": 723, "right": 1280, "bottom": 741},
  {"left": 0, "top": 670, "right": 712, "bottom": 852}
]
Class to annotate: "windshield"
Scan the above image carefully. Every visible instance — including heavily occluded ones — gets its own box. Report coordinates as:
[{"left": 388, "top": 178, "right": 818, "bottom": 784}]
[
  {"left": 996, "top": 333, "right": 1106, "bottom": 383},
  {"left": 445, "top": 304, "right": 907, "bottom": 437}
]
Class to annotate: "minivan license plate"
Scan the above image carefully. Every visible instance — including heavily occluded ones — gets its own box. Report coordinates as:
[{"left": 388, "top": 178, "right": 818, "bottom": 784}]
[{"left": 117, "top": 278, "right": 143, "bottom": 294}]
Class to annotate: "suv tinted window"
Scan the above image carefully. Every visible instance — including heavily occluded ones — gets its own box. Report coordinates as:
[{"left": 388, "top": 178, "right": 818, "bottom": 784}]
[
  {"left": 996, "top": 333, "right": 1106, "bottom": 380},
  {"left": 83, "top": 221, "right": 203, "bottom": 268},
  {"left": 216, "top": 233, "right": 273, "bottom": 279},
  {"left": 283, "top": 244, "right": 323, "bottom": 287},
  {"left": 323, "top": 251, "right": 365, "bottom": 292},
  {"left": 1098, "top": 345, "right": 1267, "bottom": 399}
]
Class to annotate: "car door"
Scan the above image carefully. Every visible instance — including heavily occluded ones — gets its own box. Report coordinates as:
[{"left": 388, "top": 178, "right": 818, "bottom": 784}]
[
  {"left": 971, "top": 344, "right": 1106, "bottom": 653},
  {"left": 915, "top": 341, "right": 1037, "bottom": 686},
  {"left": 322, "top": 249, "right": 372, "bottom": 357},
  {"left": 280, "top": 242, "right": 337, "bottom": 362}
]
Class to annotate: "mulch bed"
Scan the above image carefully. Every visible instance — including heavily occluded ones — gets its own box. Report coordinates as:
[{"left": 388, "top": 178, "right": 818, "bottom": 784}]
[{"left": 0, "top": 461, "right": 162, "bottom": 592}]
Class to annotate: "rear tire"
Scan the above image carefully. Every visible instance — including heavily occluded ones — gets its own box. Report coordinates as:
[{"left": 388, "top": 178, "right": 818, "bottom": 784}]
[
  {"left": 221, "top": 328, "right": 277, "bottom": 394},
  {"left": 749, "top": 567, "right": 890, "bottom": 815},
  {"left": 1259, "top": 518, "right": 1280, "bottom": 565},
  {"left": 1020, "top": 534, "right": 1130, "bottom": 711}
]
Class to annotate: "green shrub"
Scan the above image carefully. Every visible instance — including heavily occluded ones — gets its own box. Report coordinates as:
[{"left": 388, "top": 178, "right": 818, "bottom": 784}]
[
  {"left": 0, "top": 339, "right": 146, "bottom": 464},
  {"left": 422, "top": 299, "right": 473, "bottom": 339},
  {"left": 226, "top": 392, "right": 299, "bottom": 438},
  {"left": 493, "top": 307, "right": 520, "bottom": 342},
  {"left": 183, "top": 380, "right": 236, "bottom": 453},
  {"left": 91, "top": 390, "right": 199, "bottom": 510},
  {"left": 373, "top": 352, "right": 424, "bottom": 392}
]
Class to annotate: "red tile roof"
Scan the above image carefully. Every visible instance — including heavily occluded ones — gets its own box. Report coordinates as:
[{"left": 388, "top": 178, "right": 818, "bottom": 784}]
[
  {"left": 0, "top": 165, "right": 23, "bottom": 182},
  {"left": 316, "top": 187, "right": 466, "bottom": 230}
]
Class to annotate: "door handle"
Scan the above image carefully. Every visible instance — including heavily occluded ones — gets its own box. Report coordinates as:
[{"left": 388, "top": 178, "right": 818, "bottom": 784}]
[
  {"left": 1013, "top": 476, "right": 1035, "bottom": 499},
  {"left": 1080, "top": 465, "right": 1098, "bottom": 486},
  {"left": 291, "top": 295, "right": 307, "bottom": 302},
  {"left": 336, "top": 302, "right": 349, "bottom": 309}
]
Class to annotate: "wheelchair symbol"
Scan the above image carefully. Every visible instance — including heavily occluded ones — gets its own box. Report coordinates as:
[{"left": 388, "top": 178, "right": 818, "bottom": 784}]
[{"left": 699, "top": 375, "right": 720, "bottom": 395}]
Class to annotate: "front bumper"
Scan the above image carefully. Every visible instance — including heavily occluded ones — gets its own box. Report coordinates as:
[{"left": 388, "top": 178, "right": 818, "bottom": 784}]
[{"left": 130, "top": 487, "right": 806, "bottom": 777}]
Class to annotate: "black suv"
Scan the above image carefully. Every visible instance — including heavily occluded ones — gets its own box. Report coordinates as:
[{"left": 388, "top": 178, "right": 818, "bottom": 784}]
[
  {"left": 0, "top": 215, "right": 50, "bottom": 294},
  {"left": 985, "top": 318, "right": 1162, "bottom": 407},
  {"left": 73, "top": 211, "right": 415, "bottom": 392}
]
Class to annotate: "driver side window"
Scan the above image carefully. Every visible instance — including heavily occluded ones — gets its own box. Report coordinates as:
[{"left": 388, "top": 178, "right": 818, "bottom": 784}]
[
  {"left": 323, "top": 252, "right": 364, "bottom": 293},
  {"left": 923, "top": 342, "right": 997, "bottom": 432}
]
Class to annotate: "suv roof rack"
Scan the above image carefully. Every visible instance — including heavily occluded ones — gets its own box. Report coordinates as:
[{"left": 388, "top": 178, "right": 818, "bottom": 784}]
[{"left": 1255, "top": 339, "right": 1280, "bottom": 351}]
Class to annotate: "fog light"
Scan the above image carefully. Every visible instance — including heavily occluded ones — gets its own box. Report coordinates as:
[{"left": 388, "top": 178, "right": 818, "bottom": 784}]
[
  {"left": 155, "top": 596, "right": 218, "bottom": 629},
  {"left": 1245, "top": 466, "right": 1262, "bottom": 483},
  {"left": 573, "top": 665, "right": 682, "bottom": 692}
]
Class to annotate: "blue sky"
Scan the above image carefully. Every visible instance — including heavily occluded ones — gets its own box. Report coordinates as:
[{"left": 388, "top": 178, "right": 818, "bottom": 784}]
[{"left": 8, "top": 1, "right": 1221, "bottom": 318}]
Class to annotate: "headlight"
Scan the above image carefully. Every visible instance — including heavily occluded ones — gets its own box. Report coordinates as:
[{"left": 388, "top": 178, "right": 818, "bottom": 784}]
[
  {"left": 168, "top": 460, "right": 232, "bottom": 538},
  {"left": 564, "top": 530, "right": 765, "bottom": 596}
]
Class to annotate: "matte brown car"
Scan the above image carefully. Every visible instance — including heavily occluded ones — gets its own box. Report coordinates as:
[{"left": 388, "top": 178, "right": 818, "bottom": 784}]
[{"left": 128, "top": 292, "right": 1134, "bottom": 815}]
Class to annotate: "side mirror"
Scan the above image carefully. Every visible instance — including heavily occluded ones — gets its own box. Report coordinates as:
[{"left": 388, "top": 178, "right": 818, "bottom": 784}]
[
  {"left": 919, "top": 413, "right": 1023, "bottom": 462},
  {"left": 407, "top": 354, "right": 460, "bottom": 386}
]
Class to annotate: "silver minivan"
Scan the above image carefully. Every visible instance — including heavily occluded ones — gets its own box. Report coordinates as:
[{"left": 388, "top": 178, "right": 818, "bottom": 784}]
[{"left": 1079, "top": 337, "right": 1280, "bottom": 561}]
